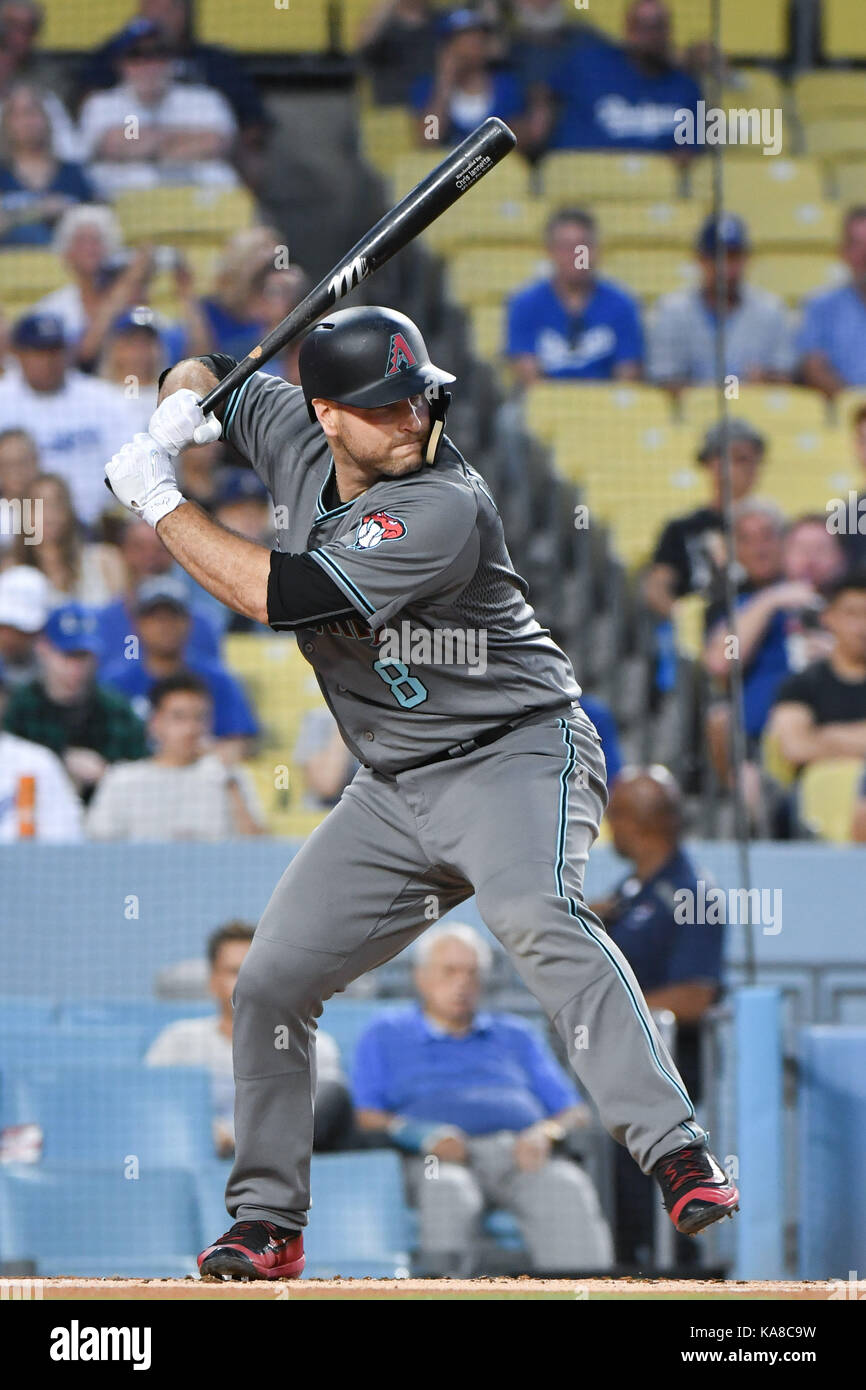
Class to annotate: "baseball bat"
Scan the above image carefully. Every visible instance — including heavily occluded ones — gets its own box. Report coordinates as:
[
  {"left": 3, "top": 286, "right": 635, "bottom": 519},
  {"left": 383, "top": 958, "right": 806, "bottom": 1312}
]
[{"left": 198, "top": 116, "right": 516, "bottom": 414}]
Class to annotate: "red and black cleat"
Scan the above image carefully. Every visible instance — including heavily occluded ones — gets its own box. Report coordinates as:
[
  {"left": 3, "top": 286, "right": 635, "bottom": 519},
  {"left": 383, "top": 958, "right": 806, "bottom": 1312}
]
[
  {"left": 653, "top": 1143, "right": 740, "bottom": 1236},
  {"left": 198, "top": 1221, "right": 305, "bottom": 1281}
]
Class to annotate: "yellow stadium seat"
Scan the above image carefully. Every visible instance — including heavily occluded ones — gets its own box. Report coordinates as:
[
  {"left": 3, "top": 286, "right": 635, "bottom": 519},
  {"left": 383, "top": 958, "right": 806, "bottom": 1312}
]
[
  {"left": 679, "top": 386, "right": 829, "bottom": 436},
  {"left": 731, "top": 201, "right": 837, "bottom": 252},
  {"left": 794, "top": 71, "right": 866, "bottom": 119},
  {"left": 689, "top": 157, "right": 826, "bottom": 207},
  {"left": 113, "top": 187, "right": 256, "bottom": 246},
  {"left": 339, "top": 0, "right": 379, "bottom": 50},
  {"left": 832, "top": 160, "right": 866, "bottom": 205},
  {"left": 245, "top": 755, "right": 330, "bottom": 837},
  {"left": 823, "top": 0, "right": 866, "bottom": 60},
  {"left": 540, "top": 152, "right": 679, "bottom": 203},
  {"left": 468, "top": 303, "right": 506, "bottom": 366},
  {"left": 835, "top": 389, "right": 866, "bottom": 433},
  {"left": 668, "top": 0, "right": 788, "bottom": 57},
  {"left": 358, "top": 106, "right": 416, "bottom": 174},
  {"left": 602, "top": 247, "right": 697, "bottom": 302},
  {"left": 720, "top": 69, "right": 785, "bottom": 113},
  {"left": 526, "top": 382, "right": 674, "bottom": 447},
  {"left": 425, "top": 193, "right": 549, "bottom": 255},
  {"left": 0, "top": 249, "right": 67, "bottom": 301},
  {"left": 446, "top": 246, "right": 546, "bottom": 308},
  {"left": 197, "top": 0, "right": 331, "bottom": 52},
  {"left": 390, "top": 150, "right": 532, "bottom": 204},
  {"left": 39, "top": 0, "right": 132, "bottom": 49},
  {"left": 592, "top": 200, "right": 707, "bottom": 250},
  {"left": 225, "top": 633, "right": 324, "bottom": 748},
  {"left": 551, "top": 421, "right": 693, "bottom": 483},
  {"left": 798, "top": 759, "right": 864, "bottom": 842},
  {"left": 802, "top": 117, "right": 866, "bottom": 161},
  {"left": 673, "top": 593, "right": 708, "bottom": 662},
  {"left": 585, "top": 468, "right": 708, "bottom": 570},
  {"left": 749, "top": 252, "right": 845, "bottom": 305}
]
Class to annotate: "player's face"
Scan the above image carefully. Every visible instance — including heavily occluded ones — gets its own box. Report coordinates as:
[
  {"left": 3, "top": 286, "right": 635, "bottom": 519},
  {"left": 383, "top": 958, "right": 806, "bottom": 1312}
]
[
  {"left": 319, "top": 394, "right": 431, "bottom": 478},
  {"left": 416, "top": 939, "right": 482, "bottom": 1025}
]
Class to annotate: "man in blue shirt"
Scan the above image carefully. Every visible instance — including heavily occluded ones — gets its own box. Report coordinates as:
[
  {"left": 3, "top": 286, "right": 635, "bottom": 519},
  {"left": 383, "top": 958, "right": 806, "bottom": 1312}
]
[
  {"left": 353, "top": 922, "right": 613, "bottom": 1274},
  {"left": 506, "top": 207, "right": 644, "bottom": 384},
  {"left": 589, "top": 767, "right": 723, "bottom": 1265},
  {"left": 798, "top": 206, "right": 866, "bottom": 395},
  {"left": 101, "top": 575, "right": 258, "bottom": 759},
  {"left": 410, "top": 9, "right": 529, "bottom": 147},
  {"left": 542, "top": 0, "right": 702, "bottom": 152}
]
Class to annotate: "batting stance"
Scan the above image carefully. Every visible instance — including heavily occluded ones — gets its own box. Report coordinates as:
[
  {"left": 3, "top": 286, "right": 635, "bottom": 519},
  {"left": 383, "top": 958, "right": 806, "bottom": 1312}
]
[{"left": 106, "top": 306, "right": 738, "bottom": 1279}]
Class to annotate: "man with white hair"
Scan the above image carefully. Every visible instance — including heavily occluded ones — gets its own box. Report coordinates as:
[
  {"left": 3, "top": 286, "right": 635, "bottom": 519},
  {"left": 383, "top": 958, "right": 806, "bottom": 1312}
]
[{"left": 352, "top": 922, "right": 613, "bottom": 1274}]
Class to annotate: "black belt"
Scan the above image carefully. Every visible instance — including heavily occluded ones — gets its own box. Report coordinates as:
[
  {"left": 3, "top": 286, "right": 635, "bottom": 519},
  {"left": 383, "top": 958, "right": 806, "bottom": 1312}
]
[{"left": 400, "top": 717, "right": 524, "bottom": 772}]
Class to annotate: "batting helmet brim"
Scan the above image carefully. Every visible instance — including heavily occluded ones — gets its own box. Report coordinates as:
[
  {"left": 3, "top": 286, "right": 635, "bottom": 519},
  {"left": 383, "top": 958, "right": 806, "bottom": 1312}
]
[{"left": 310, "top": 361, "right": 456, "bottom": 413}]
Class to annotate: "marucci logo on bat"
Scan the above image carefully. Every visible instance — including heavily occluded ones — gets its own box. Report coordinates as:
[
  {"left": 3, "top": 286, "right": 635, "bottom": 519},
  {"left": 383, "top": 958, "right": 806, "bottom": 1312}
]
[{"left": 328, "top": 255, "right": 369, "bottom": 301}]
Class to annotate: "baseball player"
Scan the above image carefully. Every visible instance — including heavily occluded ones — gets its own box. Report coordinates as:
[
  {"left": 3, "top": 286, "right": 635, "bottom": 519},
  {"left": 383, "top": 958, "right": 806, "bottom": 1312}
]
[{"left": 106, "top": 306, "right": 738, "bottom": 1279}]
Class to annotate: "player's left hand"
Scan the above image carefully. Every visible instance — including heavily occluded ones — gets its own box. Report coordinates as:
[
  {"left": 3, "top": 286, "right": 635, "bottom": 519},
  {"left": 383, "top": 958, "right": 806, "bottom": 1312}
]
[
  {"left": 149, "top": 387, "right": 222, "bottom": 455},
  {"left": 105, "top": 432, "right": 185, "bottom": 529}
]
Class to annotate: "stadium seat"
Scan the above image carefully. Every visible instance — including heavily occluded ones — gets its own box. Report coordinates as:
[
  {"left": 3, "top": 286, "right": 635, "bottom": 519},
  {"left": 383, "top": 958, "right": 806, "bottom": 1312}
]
[
  {"left": 691, "top": 158, "right": 826, "bottom": 208},
  {"left": 592, "top": 199, "right": 706, "bottom": 250},
  {"left": 425, "top": 194, "right": 549, "bottom": 256},
  {"left": 749, "top": 252, "right": 845, "bottom": 305},
  {"left": 672, "top": 593, "right": 708, "bottom": 662},
  {"left": 358, "top": 105, "right": 416, "bottom": 175},
  {"left": 0, "top": 1164, "right": 201, "bottom": 1278},
  {"left": 833, "top": 160, "right": 866, "bottom": 206},
  {"left": 667, "top": 0, "right": 788, "bottom": 57},
  {"left": 0, "top": 250, "right": 68, "bottom": 303},
  {"left": 822, "top": 0, "right": 866, "bottom": 60},
  {"left": 0, "top": 998, "right": 56, "bottom": 1030},
  {"left": 197, "top": 0, "right": 331, "bottom": 52},
  {"left": 446, "top": 246, "right": 547, "bottom": 308},
  {"left": 797, "top": 759, "right": 863, "bottom": 842},
  {"left": 38, "top": 0, "right": 130, "bottom": 49},
  {"left": 601, "top": 247, "right": 697, "bottom": 302},
  {"left": 802, "top": 117, "right": 866, "bottom": 163},
  {"left": 720, "top": 68, "right": 785, "bottom": 114},
  {"left": 2, "top": 1064, "right": 214, "bottom": 1165},
  {"left": 390, "top": 150, "right": 532, "bottom": 204},
  {"left": 794, "top": 72, "right": 866, "bottom": 119},
  {"left": 540, "top": 152, "right": 679, "bottom": 203},
  {"left": 318, "top": 998, "right": 414, "bottom": 1072},
  {"left": 678, "top": 386, "right": 830, "bottom": 436},
  {"left": 468, "top": 302, "right": 507, "bottom": 367},
  {"left": 0, "top": 1026, "right": 150, "bottom": 1076},
  {"left": 112, "top": 186, "right": 256, "bottom": 245},
  {"left": 525, "top": 382, "right": 673, "bottom": 447},
  {"left": 58, "top": 999, "right": 215, "bottom": 1037}
]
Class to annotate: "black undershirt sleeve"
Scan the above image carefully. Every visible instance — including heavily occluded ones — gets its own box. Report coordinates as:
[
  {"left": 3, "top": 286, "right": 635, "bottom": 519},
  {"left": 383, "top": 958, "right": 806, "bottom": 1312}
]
[{"left": 266, "top": 550, "right": 358, "bottom": 631}]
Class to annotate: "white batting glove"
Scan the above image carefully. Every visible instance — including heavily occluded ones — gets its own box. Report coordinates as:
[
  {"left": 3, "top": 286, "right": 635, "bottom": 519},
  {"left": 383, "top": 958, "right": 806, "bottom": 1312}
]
[
  {"left": 148, "top": 387, "right": 222, "bottom": 456},
  {"left": 105, "top": 433, "right": 185, "bottom": 529}
]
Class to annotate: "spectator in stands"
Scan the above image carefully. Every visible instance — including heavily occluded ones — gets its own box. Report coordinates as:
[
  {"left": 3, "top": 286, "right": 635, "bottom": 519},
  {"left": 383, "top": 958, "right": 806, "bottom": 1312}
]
[
  {"left": 0, "top": 84, "right": 95, "bottom": 246},
  {"left": 836, "top": 401, "right": 866, "bottom": 573},
  {"left": 0, "top": 312, "right": 137, "bottom": 525},
  {"left": 798, "top": 207, "right": 866, "bottom": 396},
  {"left": 257, "top": 266, "right": 310, "bottom": 384},
  {"left": 0, "top": 307, "right": 12, "bottom": 379},
  {"left": 0, "top": 426, "right": 38, "bottom": 560},
  {"left": 294, "top": 706, "right": 360, "bottom": 809},
  {"left": 98, "top": 306, "right": 164, "bottom": 433},
  {"left": 198, "top": 227, "right": 281, "bottom": 361},
  {"left": 86, "top": 672, "right": 263, "bottom": 841},
  {"left": 94, "top": 518, "right": 221, "bottom": 675},
  {"left": 145, "top": 920, "right": 351, "bottom": 1154},
  {"left": 0, "top": 0, "right": 79, "bottom": 157},
  {"left": 78, "top": 21, "right": 239, "bottom": 200},
  {"left": 101, "top": 575, "right": 259, "bottom": 761},
  {"left": 0, "top": 561, "right": 49, "bottom": 686},
  {"left": 579, "top": 693, "right": 624, "bottom": 785},
  {"left": 358, "top": 0, "right": 439, "bottom": 107},
  {"left": 10, "top": 473, "right": 125, "bottom": 605},
  {"left": 539, "top": 0, "right": 702, "bottom": 154},
  {"left": 33, "top": 203, "right": 122, "bottom": 345},
  {"left": 3, "top": 601, "right": 147, "bottom": 800},
  {"left": 410, "top": 10, "right": 544, "bottom": 152},
  {"left": 506, "top": 208, "right": 643, "bottom": 386},
  {"left": 643, "top": 419, "right": 765, "bottom": 619},
  {"left": 78, "top": 3, "right": 269, "bottom": 184},
  {"left": 647, "top": 214, "right": 794, "bottom": 390},
  {"left": 588, "top": 766, "right": 722, "bottom": 1265},
  {"left": 767, "top": 571, "right": 866, "bottom": 775},
  {"left": 353, "top": 922, "right": 613, "bottom": 1275},
  {"left": 0, "top": 666, "right": 82, "bottom": 840},
  {"left": 506, "top": 0, "right": 610, "bottom": 89}
]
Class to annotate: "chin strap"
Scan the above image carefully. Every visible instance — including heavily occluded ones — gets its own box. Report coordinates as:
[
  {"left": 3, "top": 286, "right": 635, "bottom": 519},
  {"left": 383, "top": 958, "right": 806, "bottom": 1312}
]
[{"left": 424, "top": 390, "right": 451, "bottom": 465}]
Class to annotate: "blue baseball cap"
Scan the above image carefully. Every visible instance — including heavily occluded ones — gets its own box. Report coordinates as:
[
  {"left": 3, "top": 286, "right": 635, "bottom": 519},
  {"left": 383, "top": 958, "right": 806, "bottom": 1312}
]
[
  {"left": 136, "top": 576, "right": 190, "bottom": 614},
  {"left": 213, "top": 468, "right": 269, "bottom": 510},
  {"left": 440, "top": 8, "right": 491, "bottom": 38},
  {"left": 42, "top": 604, "right": 101, "bottom": 655},
  {"left": 116, "top": 18, "right": 171, "bottom": 55},
  {"left": 697, "top": 213, "right": 750, "bottom": 256},
  {"left": 111, "top": 305, "right": 160, "bottom": 337},
  {"left": 12, "top": 313, "right": 66, "bottom": 350}
]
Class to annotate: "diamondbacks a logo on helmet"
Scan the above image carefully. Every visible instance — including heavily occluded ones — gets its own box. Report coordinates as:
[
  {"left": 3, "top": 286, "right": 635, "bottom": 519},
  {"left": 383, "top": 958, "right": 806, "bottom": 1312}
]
[
  {"left": 353, "top": 511, "right": 407, "bottom": 549},
  {"left": 384, "top": 333, "right": 417, "bottom": 378}
]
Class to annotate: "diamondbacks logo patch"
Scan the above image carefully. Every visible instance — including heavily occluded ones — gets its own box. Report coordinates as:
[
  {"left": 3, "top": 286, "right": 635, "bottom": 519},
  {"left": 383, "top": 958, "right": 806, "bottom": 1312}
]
[
  {"left": 385, "top": 332, "right": 417, "bottom": 377},
  {"left": 353, "top": 510, "right": 407, "bottom": 549}
]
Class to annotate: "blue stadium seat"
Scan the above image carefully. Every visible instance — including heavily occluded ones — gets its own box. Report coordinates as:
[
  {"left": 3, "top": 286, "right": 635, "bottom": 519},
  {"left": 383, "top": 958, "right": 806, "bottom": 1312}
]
[
  {"left": 318, "top": 998, "right": 414, "bottom": 1072},
  {"left": 58, "top": 999, "right": 215, "bottom": 1044},
  {"left": 196, "top": 1153, "right": 413, "bottom": 1278},
  {"left": 0, "top": 1026, "right": 150, "bottom": 1073},
  {"left": 2, "top": 1064, "right": 214, "bottom": 1165},
  {"left": 0, "top": 1163, "right": 201, "bottom": 1277},
  {"left": 0, "top": 998, "right": 57, "bottom": 1030}
]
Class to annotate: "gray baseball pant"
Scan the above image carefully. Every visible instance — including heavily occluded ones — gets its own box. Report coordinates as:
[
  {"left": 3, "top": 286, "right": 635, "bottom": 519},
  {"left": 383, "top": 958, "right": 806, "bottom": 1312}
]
[{"left": 225, "top": 704, "right": 705, "bottom": 1229}]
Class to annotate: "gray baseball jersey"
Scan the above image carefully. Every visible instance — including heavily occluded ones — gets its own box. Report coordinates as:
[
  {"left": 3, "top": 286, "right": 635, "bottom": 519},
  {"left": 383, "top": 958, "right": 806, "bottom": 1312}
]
[{"left": 221, "top": 371, "right": 580, "bottom": 773}]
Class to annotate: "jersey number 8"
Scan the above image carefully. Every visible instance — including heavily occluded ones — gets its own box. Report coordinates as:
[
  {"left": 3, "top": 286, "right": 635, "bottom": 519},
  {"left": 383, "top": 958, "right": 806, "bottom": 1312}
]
[{"left": 373, "top": 658, "right": 428, "bottom": 708}]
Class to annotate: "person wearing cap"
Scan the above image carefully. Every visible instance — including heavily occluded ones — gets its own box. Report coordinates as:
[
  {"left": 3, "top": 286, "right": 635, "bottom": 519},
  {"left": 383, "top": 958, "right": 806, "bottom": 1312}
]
[
  {"left": 0, "top": 83, "right": 95, "bottom": 247},
  {"left": 78, "top": 19, "right": 239, "bottom": 199},
  {"left": 647, "top": 213, "right": 795, "bottom": 390},
  {"left": 97, "top": 306, "right": 163, "bottom": 432},
  {"left": 410, "top": 9, "right": 540, "bottom": 150},
  {"left": 797, "top": 205, "right": 866, "bottom": 396},
  {"left": 506, "top": 206, "right": 644, "bottom": 385},
  {"left": 0, "top": 310, "right": 139, "bottom": 524},
  {"left": 358, "top": 0, "right": 439, "bottom": 108},
  {"left": 100, "top": 575, "right": 259, "bottom": 761},
  {"left": 2, "top": 601, "right": 147, "bottom": 799},
  {"left": 0, "top": 666, "right": 83, "bottom": 841},
  {"left": 0, "top": 561, "right": 50, "bottom": 687},
  {"left": 86, "top": 671, "right": 265, "bottom": 842},
  {"left": 642, "top": 418, "right": 766, "bottom": 620}
]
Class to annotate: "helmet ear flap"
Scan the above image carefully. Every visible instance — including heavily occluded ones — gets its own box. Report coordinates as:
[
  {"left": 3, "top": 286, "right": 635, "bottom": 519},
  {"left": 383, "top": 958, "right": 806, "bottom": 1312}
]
[{"left": 424, "top": 389, "right": 451, "bottom": 466}]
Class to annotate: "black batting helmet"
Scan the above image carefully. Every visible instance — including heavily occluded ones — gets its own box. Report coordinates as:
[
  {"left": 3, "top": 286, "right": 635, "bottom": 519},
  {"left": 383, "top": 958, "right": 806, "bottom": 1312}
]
[{"left": 299, "top": 306, "right": 455, "bottom": 463}]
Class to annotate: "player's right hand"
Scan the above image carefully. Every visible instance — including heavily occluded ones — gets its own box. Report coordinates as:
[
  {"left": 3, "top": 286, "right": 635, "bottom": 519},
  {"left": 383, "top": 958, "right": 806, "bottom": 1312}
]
[{"left": 149, "top": 387, "right": 222, "bottom": 456}]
